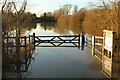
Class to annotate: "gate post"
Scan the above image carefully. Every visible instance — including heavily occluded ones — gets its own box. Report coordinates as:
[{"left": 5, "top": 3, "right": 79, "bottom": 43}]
[
  {"left": 86, "top": 37, "right": 88, "bottom": 47},
  {"left": 81, "top": 32, "right": 85, "bottom": 50},
  {"left": 78, "top": 34, "right": 80, "bottom": 49},
  {"left": 81, "top": 32, "right": 85, "bottom": 43},
  {"left": 102, "top": 30, "right": 116, "bottom": 78},
  {"left": 25, "top": 36, "right": 27, "bottom": 61},
  {"left": 92, "top": 36, "right": 95, "bottom": 56},
  {"left": 118, "top": 3, "right": 120, "bottom": 74},
  {"left": 33, "top": 33, "right": 35, "bottom": 49},
  {"left": 29, "top": 35, "right": 30, "bottom": 43}
]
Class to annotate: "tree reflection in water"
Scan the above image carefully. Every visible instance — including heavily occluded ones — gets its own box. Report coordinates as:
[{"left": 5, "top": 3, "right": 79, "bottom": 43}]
[
  {"left": 39, "top": 22, "right": 103, "bottom": 36},
  {"left": 2, "top": 22, "right": 120, "bottom": 79},
  {"left": 85, "top": 37, "right": 120, "bottom": 79},
  {"left": 2, "top": 37, "right": 35, "bottom": 78}
]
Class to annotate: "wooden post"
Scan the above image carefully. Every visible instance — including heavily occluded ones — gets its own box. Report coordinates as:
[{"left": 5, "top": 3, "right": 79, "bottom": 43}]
[
  {"left": 118, "top": 1, "right": 120, "bottom": 39},
  {"left": 118, "top": 1, "right": 120, "bottom": 59},
  {"left": 78, "top": 34, "right": 80, "bottom": 49},
  {"left": 18, "top": 30, "right": 20, "bottom": 55},
  {"left": 29, "top": 35, "right": 30, "bottom": 43},
  {"left": 25, "top": 36, "right": 27, "bottom": 47},
  {"left": 7, "top": 32, "right": 8, "bottom": 54},
  {"left": 92, "top": 36, "right": 95, "bottom": 56},
  {"left": 25, "top": 36, "right": 27, "bottom": 62},
  {"left": 81, "top": 41, "right": 85, "bottom": 50},
  {"left": 86, "top": 37, "right": 88, "bottom": 47},
  {"left": 25, "top": 36, "right": 27, "bottom": 51},
  {"left": 117, "top": 2, "right": 120, "bottom": 78},
  {"left": 81, "top": 32, "right": 85, "bottom": 50},
  {"left": 33, "top": 33, "right": 35, "bottom": 49},
  {"left": 81, "top": 32, "right": 85, "bottom": 43}
]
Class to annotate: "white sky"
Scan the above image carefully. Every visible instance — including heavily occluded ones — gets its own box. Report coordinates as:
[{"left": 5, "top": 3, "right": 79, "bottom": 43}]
[{"left": 26, "top": 0, "right": 101, "bottom": 17}]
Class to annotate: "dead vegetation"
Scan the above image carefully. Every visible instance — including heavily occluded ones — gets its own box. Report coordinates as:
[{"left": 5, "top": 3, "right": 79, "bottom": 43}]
[{"left": 56, "top": 0, "right": 119, "bottom": 36}]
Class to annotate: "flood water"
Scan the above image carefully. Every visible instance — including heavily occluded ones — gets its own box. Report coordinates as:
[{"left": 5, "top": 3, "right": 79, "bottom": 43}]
[
  {"left": 3, "top": 22, "right": 120, "bottom": 79},
  {"left": 20, "top": 23, "right": 106, "bottom": 78}
]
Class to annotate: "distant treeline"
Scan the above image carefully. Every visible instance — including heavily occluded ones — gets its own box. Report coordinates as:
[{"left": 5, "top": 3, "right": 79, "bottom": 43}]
[
  {"left": 54, "top": 1, "right": 119, "bottom": 36},
  {"left": 2, "top": 11, "right": 37, "bottom": 33},
  {"left": 1, "top": 0, "right": 38, "bottom": 35},
  {"left": 37, "top": 16, "right": 56, "bottom": 22},
  {"left": 36, "top": 12, "right": 56, "bottom": 22}
]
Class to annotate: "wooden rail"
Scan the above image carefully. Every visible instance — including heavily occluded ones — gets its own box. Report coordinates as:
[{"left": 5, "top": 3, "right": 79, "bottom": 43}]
[
  {"left": 32, "top": 33, "right": 81, "bottom": 48},
  {"left": 3, "top": 32, "right": 86, "bottom": 49},
  {"left": 86, "top": 36, "right": 104, "bottom": 62},
  {"left": 3, "top": 35, "right": 33, "bottom": 47},
  {"left": 95, "top": 36, "right": 104, "bottom": 39},
  {"left": 3, "top": 35, "right": 34, "bottom": 77}
]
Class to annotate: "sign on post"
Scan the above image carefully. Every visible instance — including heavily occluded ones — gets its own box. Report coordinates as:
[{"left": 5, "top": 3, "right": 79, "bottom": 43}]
[
  {"left": 102, "top": 30, "right": 115, "bottom": 78},
  {"left": 103, "top": 30, "right": 114, "bottom": 51}
]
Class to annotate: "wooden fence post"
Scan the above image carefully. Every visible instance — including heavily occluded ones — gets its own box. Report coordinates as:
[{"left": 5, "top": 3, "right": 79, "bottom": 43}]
[
  {"left": 78, "top": 34, "right": 80, "bottom": 49},
  {"left": 86, "top": 37, "right": 88, "bottom": 47},
  {"left": 81, "top": 32, "right": 85, "bottom": 50},
  {"left": 118, "top": 1, "right": 120, "bottom": 58},
  {"left": 81, "top": 41, "right": 85, "bottom": 50},
  {"left": 25, "top": 36, "right": 27, "bottom": 51},
  {"left": 25, "top": 36, "right": 27, "bottom": 61},
  {"left": 29, "top": 35, "right": 30, "bottom": 43},
  {"left": 92, "top": 36, "right": 95, "bottom": 56},
  {"left": 7, "top": 33, "right": 8, "bottom": 54},
  {"left": 33, "top": 33, "right": 35, "bottom": 49},
  {"left": 81, "top": 32, "right": 85, "bottom": 43},
  {"left": 25, "top": 36, "right": 27, "bottom": 47}
]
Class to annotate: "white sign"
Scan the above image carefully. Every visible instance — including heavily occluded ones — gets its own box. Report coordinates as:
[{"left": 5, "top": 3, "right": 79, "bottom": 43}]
[
  {"left": 105, "top": 33, "right": 112, "bottom": 48},
  {"left": 103, "top": 30, "right": 114, "bottom": 51},
  {"left": 102, "top": 55, "right": 112, "bottom": 76},
  {"left": 102, "top": 30, "right": 114, "bottom": 77},
  {"left": 104, "top": 59, "right": 111, "bottom": 72}
]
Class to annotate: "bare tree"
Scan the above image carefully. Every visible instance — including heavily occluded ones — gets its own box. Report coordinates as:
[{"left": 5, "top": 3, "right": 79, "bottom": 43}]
[
  {"left": 53, "top": 8, "right": 65, "bottom": 20},
  {"left": 1, "top": 0, "right": 27, "bottom": 36},
  {"left": 82, "top": 0, "right": 119, "bottom": 36},
  {"left": 1, "top": 0, "right": 15, "bottom": 35},
  {"left": 102, "top": 0, "right": 107, "bottom": 9},
  {"left": 12, "top": 0, "right": 27, "bottom": 16},
  {"left": 73, "top": 5, "right": 78, "bottom": 14},
  {"left": 62, "top": 4, "right": 72, "bottom": 15},
  {"left": 1, "top": 0, "right": 7, "bottom": 13},
  {"left": 46, "top": 12, "right": 53, "bottom": 16}
]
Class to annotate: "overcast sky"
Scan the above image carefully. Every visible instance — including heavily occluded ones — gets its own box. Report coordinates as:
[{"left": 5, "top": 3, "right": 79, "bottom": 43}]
[{"left": 26, "top": 0, "right": 101, "bottom": 17}]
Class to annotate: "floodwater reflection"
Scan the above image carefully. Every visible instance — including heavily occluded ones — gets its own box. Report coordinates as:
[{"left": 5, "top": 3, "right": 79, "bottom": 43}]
[
  {"left": 24, "top": 47, "right": 106, "bottom": 78},
  {"left": 85, "top": 39, "right": 120, "bottom": 79},
  {"left": 2, "top": 22, "right": 120, "bottom": 79},
  {"left": 2, "top": 37, "right": 35, "bottom": 78},
  {"left": 35, "top": 22, "right": 104, "bottom": 36}
]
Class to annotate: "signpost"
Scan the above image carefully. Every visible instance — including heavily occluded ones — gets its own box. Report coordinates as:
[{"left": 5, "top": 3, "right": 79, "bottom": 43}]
[
  {"left": 102, "top": 55, "right": 112, "bottom": 77},
  {"left": 103, "top": 30, "right": 114, "bottom": 51},
  {"left": 102, "top": 30, "right": 115, "bottom": 78}
]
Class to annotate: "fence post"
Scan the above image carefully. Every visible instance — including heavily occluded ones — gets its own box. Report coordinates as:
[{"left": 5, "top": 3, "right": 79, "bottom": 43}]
[
  {"left": 78, "top": 34, "right": 80, "bottom": 49},
  {"left": 86, "top": 37, "right": 88, "bottom": 47},
  {"left": 118, "top": 1, "right": 120, "bottom": 58},
  {"left": 92, "top": 36, "right": 95, "bottom": 56},
  {"left": 33, "top": 33, "right": 35, "bottom": 49},
  {"left": 29, "top": 35, "right": 30, "bottom": 43},
  {"left": 7, "top": 33, "right": 8, "bottom": 54},
  {"left": 25, "top": 36, "right": 27, "bottom": 51},
  {"left": 25, "top": 36, "right": 27, "bottom": 61},
  {"left": 81, "top": 32, "right": 85, "bottom": 50},
  {"left": 81, "top": 32, "right": 85, "bottom": 43},
  {"left": 25, "top": 36, "right": 27, "bottom": 47}
]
